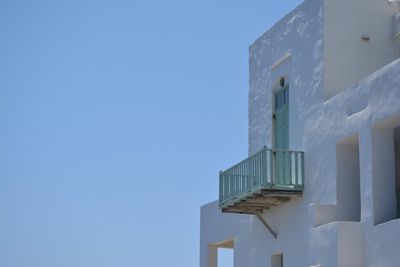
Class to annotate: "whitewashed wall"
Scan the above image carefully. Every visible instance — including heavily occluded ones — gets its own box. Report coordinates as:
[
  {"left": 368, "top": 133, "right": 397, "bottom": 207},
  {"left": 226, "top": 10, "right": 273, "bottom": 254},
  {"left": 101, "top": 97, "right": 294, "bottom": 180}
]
[
  {"left": 201, "top": 58, "right": 400, "bottom": 267},
  {"left": 203, "top": 2, "right": 324, "bottom": 267},
  {"left": 324, "top": 0, "right": 399, "bottom": 98},
  {"left": 308, "top": 58, "right": 400, "bottom": 267},
  {"left": 201, "top": 0, "right": 400, "bottom": 266}
]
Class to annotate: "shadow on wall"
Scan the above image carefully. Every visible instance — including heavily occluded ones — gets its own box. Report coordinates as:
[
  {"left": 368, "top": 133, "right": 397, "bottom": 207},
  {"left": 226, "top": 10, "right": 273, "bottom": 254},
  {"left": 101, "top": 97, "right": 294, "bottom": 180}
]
[
  {"left": 372, "top": 117, "right": 400, "bottom": 225},
  {"left": 311, "top": 134, "right": 361, "bottom": 227}
]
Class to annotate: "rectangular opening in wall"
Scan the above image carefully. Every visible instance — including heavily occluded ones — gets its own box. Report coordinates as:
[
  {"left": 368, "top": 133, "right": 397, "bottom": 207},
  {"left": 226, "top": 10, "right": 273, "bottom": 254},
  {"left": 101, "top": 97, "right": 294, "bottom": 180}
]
[
  {"left": 208, "top": 240, "right": 234, "bottom": 267},
  {"left": 218, "top": 248, "right": 233, "bottom": 267},
  {"left": 371, "top": 119, "right": 400, "bottom": 225},
  {"left": 336, "top": 134, "right": 361, "bottom": 222},
  {"left": 271, "top": 253, "right": 283, "bottom": 267}
]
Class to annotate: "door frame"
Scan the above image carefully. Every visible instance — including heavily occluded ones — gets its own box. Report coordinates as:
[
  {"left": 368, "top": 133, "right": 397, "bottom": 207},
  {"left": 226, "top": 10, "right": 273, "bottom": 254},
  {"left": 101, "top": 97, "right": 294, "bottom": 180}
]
[{"left": 272, "top": 76, "right": 289, "bottom": 150}]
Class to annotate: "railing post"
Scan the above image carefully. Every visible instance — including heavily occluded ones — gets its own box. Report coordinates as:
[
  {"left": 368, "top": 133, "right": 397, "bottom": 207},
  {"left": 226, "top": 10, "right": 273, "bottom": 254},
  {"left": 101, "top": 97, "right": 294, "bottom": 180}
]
[
  {"left": 262, "top": 148, "right": 266, "bottom": 185},
  {"left": 301, "top": 153, "right": 305, "bottom": 186},
  {"left": 219, "top": 171, "right": 222, "bottom": 203},
  {"left": 290, "top": 152, "right": 294, "bottom": 185},
  {"left": 271, "top": 150, "right": 275, "bottom": 184},
  {"left": 295, "top": 152, "right": 298, "bottom": 185}
]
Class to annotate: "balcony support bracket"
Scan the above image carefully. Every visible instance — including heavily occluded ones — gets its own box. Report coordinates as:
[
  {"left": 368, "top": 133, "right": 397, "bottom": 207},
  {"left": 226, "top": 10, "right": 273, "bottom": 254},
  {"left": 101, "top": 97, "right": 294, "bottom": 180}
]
[{"left": 254, "top": 211, "right": 277, "bottom": 239}]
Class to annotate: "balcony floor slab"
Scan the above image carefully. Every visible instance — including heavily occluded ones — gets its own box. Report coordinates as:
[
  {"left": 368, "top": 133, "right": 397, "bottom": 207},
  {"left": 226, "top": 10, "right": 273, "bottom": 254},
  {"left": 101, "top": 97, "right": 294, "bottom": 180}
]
[{"left": 221, "top": 189, "right": 302, "bottom": 214}]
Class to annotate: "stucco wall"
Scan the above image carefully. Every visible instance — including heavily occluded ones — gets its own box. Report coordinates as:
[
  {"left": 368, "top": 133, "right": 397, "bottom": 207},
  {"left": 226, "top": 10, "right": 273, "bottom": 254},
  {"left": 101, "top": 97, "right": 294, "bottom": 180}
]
[
  {"left": 201, "top": 57, "right": 400, "bottom": 267},
  {"left": 248, "top": 0, "right": 324, "bottom": 156},
  {"left": 201, "top": 0, "right": 400, "bottom": 266},
  {"left": 307, "top": 58, "right": 400, "bottom": 267},
  {"left": 324, "top": 0, "right": 399, "bottom": 98},
  {"left": 249, "top": 0, "right": 400, "bottom": 156}
]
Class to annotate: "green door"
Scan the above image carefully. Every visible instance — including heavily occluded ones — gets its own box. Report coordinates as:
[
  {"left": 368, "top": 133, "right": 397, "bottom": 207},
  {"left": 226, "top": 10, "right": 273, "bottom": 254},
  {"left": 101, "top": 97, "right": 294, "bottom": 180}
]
[{"left": 274, "top": 83, "right": 289, "bottom": 184}]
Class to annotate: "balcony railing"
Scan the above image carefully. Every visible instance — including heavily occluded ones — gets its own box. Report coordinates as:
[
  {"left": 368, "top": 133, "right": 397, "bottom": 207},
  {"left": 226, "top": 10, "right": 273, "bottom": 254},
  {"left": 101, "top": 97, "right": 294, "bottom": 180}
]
[{"left": 219, "top": 147, "right": 304, "bottom": 209}]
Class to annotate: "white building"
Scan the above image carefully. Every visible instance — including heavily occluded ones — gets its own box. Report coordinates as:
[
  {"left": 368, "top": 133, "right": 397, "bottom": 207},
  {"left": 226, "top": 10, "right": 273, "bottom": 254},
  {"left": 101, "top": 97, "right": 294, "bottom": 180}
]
[{"left": 200, "top": 0, "right": 400, "bottom": 266}]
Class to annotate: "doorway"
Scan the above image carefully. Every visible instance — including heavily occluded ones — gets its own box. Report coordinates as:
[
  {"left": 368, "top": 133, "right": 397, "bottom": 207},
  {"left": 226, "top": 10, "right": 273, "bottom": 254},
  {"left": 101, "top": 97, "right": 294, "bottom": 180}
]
[
  {"left": 273, "top": 77, "right": 289, "bottom": 150},
  {"left": 273, "top": 77, "right": 289, "bottom": 184}
]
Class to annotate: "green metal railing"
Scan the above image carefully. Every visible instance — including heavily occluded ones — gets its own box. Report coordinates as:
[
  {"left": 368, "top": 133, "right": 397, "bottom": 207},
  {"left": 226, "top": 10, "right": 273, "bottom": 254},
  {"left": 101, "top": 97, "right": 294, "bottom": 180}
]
[{"left": 219, "top": 147, "right": 304, "bottom": 207}]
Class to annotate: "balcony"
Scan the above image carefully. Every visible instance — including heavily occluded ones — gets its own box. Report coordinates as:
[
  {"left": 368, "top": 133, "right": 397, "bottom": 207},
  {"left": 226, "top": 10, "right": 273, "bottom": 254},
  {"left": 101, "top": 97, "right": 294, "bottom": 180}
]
[{"left": 219, "top": 147, "right": 304, "bottom": 214}]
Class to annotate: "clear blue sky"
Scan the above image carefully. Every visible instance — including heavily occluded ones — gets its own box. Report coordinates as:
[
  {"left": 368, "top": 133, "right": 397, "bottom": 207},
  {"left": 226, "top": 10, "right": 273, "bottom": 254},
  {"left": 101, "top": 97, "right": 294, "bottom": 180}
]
[{"left": 0, "top": 1, "right": 302, "bottom": 266}]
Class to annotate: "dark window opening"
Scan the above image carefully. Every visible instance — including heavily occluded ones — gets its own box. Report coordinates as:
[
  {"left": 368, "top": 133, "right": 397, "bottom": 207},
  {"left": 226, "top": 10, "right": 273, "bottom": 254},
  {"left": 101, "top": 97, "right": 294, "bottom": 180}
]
[
  {"left": 271, "top": 253, "right": 283, "bottom": 267},
  {"left": 336, "top": 134, "right": 361, "bottom": 222},
  {"left": 372, "top": 123, "right": 400, "bottom": 224}
]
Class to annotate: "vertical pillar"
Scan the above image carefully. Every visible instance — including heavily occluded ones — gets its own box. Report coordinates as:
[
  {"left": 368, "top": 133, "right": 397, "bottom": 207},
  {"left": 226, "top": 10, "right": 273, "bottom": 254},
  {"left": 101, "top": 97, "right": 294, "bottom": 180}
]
[
  {"left": 359, "top": 127, "right": 374, "bottom": 223},
  {"left": 371, "top": 126, "right": 397, "bottom": 224}
]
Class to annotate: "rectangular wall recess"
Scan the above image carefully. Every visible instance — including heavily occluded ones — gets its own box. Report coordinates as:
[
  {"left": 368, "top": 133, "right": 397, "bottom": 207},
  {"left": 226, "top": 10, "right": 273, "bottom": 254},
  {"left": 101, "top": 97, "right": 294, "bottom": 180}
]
[
  {"left": 336, "top": 134, "right": 361, "bottom": 222},
  {"left": 371, "top": 120, "right": 400, "bottom": 225},
  {"left": 271, "top": 253, "right": 283, "bottom": 267}
]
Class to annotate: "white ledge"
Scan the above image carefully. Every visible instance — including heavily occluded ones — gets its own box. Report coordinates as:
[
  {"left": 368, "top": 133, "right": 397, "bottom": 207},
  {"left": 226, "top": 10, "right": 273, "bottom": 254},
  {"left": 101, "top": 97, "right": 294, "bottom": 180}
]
[{"left": 270, "top": 53, "right": 292, "bottom": 70}]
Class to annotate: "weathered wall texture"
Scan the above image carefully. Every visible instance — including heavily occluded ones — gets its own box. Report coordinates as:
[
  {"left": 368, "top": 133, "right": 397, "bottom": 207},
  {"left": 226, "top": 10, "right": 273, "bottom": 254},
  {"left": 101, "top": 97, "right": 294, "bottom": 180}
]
[
  {"left": 248, "top": 0, "right": 324, "bottom": 156},
  {"left": 201, "top": 0, "right": 400, "bottom": 266},
  {"left": 307, "top": 58, "right": 400, "bottom": 267},
  {"left": 324, "top": 0, "right": 399, "bottom": 98}
]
